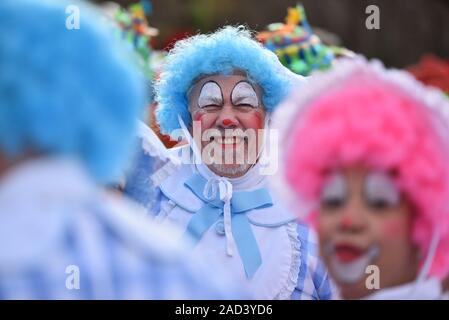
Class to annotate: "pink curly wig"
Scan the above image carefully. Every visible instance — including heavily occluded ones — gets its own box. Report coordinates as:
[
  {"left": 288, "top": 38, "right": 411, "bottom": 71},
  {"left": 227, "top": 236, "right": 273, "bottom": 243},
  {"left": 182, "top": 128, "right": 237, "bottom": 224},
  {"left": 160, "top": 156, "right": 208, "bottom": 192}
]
[{"left": 275, "top": 58, "right": 449, "bottom": 278}]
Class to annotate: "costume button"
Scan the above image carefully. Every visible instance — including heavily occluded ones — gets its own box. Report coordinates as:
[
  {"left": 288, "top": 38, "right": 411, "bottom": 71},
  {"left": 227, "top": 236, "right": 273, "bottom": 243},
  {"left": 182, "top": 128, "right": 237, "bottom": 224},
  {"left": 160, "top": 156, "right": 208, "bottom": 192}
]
[{"left": 215, "top": 220, "right": 225, "bottom": 235}]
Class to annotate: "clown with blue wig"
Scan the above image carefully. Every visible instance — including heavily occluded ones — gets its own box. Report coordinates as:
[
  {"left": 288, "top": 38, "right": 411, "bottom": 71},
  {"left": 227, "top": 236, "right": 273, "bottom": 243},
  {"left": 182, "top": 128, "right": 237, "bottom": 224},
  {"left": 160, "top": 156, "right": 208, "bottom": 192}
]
[
  {"left": 0, "top": 0, "right": 242, "bottom": 299},
  {"left": 124, "top": 26, "right": 334, "bottom": 299}
]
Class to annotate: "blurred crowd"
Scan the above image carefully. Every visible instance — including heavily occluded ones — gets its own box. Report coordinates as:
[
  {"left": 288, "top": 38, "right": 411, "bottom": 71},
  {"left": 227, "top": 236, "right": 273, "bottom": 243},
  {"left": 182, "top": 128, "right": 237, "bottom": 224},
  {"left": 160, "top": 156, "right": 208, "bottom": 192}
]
[{"left": 0, "top": 0, "right": 448, "bottom": 300}]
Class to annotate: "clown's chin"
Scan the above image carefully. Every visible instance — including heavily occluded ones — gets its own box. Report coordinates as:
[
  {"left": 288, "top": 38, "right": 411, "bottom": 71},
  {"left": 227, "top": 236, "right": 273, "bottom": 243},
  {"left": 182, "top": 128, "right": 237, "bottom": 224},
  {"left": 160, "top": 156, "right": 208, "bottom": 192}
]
[{"left": 208, "top": 163, "right": 252, "bottom": 178}]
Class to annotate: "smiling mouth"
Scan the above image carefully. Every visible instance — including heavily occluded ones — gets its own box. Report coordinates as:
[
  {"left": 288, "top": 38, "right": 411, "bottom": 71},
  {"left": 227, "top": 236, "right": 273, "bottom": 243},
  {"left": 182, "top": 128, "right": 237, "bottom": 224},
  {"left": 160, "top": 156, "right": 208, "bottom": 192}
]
[
  {"left": 325, "top": 242, "right": 380, "bottom": 284},
  {"left": 334, "top": 244, "right": 365, "bottom": 263},
  {"left": 210, "top": 136, "right": 247, "bottom": 148}
]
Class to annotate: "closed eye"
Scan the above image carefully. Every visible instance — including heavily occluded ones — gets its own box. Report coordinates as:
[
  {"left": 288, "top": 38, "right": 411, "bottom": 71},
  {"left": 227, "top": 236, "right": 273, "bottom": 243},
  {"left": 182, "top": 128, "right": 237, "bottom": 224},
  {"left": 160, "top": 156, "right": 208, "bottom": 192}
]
[
  {"left": 237, "top": 103, "right": 257, "bottom": 108},
  {"left": 231, "top": 81, "right": 259, "bottom": 107},
  {"left": 198, "top": 81, "right": 223, "bottom": 108},
  {"left": 199, "top": 99, "right": 223, "bottom": 109},
  {"left": 321, "top": 196, "right": 346, "bottom": 210},
  {"left": 366, "top": 197, "right": 396, "bottom": 211},
  {"left": 202, "top": 104, "right": 222, "bottom": 111}
]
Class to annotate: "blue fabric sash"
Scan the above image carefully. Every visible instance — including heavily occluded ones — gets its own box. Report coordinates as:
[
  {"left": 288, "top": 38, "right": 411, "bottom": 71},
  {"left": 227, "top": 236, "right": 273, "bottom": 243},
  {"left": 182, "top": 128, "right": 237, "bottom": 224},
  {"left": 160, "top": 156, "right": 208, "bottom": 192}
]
[{"left": 183, "top": 173, "right": 273, "bottom": 278}]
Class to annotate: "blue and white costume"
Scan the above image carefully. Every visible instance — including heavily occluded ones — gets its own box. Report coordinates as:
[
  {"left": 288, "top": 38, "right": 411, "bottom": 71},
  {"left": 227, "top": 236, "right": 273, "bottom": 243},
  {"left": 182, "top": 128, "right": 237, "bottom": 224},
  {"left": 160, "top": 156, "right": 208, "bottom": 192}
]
[
  {"left": 125, "top": 123, "right": 334, "bottom": 299},
  {"left": 0, "top": 0, "right": 239, "bottom": 300},
  {"left": 0, "top": 157, "right": 239, "bottom": 299},
  {"left": 124, "top": 26, "right": 334, "bottom": 300}
]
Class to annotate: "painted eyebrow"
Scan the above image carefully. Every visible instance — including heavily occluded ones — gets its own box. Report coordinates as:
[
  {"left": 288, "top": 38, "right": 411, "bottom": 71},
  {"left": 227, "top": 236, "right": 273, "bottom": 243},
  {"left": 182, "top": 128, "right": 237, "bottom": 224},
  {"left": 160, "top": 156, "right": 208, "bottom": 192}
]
[
  {"left": 230, "top": 80, "right": 259, "bottom": 106},
  {"left": 362, "top": 173, "right": 401, "bottom": 204},
  {"left": 197, "top": 80, "right": 224, "bottom": 108},
  {"left": 202, "top": 96, "right": 223, "bottom": 105},
  {"left": 320, "top": 173, "right": 347, "bottom": 200}
]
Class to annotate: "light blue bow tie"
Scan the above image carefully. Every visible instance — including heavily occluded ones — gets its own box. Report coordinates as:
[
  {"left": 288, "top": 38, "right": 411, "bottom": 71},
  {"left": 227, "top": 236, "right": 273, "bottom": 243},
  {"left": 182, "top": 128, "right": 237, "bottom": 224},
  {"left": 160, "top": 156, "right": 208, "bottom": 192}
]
[{"left": 183, "top": 173, "right": 273, "bottom": 278}]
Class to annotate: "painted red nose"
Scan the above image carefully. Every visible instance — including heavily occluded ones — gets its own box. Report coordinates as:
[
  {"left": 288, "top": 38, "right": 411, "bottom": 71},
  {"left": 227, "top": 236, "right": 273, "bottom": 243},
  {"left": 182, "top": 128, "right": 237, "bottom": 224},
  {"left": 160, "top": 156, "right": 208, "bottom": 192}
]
[
  {"left": 341, "top": 216, "right": 353, "bottom": 229},
  {"left": 222, "top": 118, "right": 234, "bottom": 126}
]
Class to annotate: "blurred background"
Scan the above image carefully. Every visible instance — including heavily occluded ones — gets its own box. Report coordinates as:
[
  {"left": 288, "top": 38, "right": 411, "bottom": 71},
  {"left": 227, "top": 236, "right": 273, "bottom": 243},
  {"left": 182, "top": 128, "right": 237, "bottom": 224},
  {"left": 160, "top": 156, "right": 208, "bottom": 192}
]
[
  {"left": 93, "top": 0, "right": 449, "bottom": 68},
  {"left": 94, "top": 0, "right": 449, "bottom": 147}
]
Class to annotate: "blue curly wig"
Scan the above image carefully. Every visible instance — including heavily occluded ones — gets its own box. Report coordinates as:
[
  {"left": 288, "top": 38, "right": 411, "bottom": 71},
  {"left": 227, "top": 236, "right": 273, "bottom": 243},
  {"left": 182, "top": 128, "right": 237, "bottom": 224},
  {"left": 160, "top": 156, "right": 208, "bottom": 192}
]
[
  {"left": 0, "top": 0, "right": 147, "bottom": 183},
  {"left": 155, "top": 26, "right": 295, "bottom": 135}
]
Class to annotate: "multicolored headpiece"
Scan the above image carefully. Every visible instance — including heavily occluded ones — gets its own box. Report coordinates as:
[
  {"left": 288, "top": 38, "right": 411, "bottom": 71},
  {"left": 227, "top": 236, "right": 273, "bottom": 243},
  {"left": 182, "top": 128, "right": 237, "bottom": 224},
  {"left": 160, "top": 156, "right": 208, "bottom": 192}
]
[
  {"left": 104, "top": 0, "right": 159, "bottom": 80},
  {"left": 257, "top": 4, "right": 335, "bottom": 76}
]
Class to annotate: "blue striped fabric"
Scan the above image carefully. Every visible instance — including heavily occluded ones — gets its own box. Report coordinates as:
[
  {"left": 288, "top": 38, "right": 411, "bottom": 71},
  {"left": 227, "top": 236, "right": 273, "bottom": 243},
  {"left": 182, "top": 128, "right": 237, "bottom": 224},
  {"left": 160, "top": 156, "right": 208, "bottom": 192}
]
[
  {"left": 123, "top": 146, "right": 335, "bottom": 300},
  {"left": 151, "top": 194, "right": 335, "bottom": 300},
  {"left": 0, "top": 208, "right": 237, "bottom": 300},
  {"left": 0, "top": 160, "right": 241, "bottom": 300},
  {"left": 291, "top": 223, "right": 335, "bottom": 300}
]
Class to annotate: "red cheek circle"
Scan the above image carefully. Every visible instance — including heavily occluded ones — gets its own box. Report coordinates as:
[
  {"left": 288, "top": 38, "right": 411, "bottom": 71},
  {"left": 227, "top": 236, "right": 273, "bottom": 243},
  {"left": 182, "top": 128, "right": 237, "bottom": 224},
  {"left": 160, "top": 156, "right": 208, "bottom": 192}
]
[
  {"left": 193, "top": 111, "right": 218, "bottom": 133},
  {"left": 239, "top": 110, "right": 264, "bottom": 129},
  {"left": 381, "top": 219, "right": 407, "bottom": 238},
  {"left": 193, "top": 111, "right": 205, "bottom": 122}
]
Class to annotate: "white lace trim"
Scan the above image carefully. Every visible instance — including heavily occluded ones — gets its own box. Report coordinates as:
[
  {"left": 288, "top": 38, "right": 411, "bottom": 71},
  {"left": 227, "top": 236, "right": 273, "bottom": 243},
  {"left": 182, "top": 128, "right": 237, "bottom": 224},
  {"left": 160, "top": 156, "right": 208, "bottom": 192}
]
[
  {"left": 274, "top": 222, "right": 301, "bottom": 300},
  {"left": 138, "top": 120, "right": 181, "bottom": 163},
  {"left": 140, "top": 136, "right": 168, "bottom": 161}
]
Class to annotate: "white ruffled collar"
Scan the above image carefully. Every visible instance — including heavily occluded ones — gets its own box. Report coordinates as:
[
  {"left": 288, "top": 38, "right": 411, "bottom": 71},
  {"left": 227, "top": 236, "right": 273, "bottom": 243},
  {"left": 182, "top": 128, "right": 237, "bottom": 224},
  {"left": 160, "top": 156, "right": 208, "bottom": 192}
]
[
  {"left": 158, "top": 158, "right": 296, "bottom": 227},
  {"left": 157, "top": 158, "right": 301, "bottom": 299}
]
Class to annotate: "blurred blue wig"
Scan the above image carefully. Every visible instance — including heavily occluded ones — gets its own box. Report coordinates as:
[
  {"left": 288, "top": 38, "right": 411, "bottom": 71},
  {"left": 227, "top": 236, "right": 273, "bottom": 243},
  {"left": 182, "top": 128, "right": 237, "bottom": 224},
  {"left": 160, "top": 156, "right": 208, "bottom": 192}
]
[
  {"left": 155, "top": 26, "right": 294, "bottom": 135},
  {"left": 0, "top": 0, "right": 147, "bottom": 183}
]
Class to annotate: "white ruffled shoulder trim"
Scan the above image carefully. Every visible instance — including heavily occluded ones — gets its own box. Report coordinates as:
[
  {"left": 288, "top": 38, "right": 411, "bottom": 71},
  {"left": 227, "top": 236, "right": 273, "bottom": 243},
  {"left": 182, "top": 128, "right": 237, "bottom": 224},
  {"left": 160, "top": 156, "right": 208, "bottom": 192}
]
[
  {"left": 137, "top": 120, "right": 181, "bottom": 165},
  {"left": 274, "top": 221, "right": 301, "bottom": 300}
]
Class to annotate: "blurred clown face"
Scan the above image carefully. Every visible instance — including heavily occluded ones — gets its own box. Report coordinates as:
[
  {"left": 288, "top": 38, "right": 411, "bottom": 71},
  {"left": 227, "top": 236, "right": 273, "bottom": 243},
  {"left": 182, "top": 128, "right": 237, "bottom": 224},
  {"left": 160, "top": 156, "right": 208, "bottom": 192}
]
[
  {"left": 317, "top": 167, "right": 419, "bottom": 299},
  {"left": 188, "top": 72, "right": 266, "bottom": 178}
]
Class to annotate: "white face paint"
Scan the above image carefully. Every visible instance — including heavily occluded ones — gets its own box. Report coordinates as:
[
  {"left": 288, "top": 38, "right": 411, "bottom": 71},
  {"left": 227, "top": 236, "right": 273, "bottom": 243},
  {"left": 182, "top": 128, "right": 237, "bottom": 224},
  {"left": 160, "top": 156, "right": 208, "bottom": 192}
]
[
  {"left": 320, "top": 172, "right": 347, "bottom": 208},
  {"left": 325, "top": 242, "right": 380, "bottom": 284},
  {"left": 231, "top": 81, "right": 259, "bottom": 108},
  {"left": 198, "top": 81, "right": 223, "bottom": 108},
  {"left": 364, "top": 171, "right": 400, "bottom": 208}
]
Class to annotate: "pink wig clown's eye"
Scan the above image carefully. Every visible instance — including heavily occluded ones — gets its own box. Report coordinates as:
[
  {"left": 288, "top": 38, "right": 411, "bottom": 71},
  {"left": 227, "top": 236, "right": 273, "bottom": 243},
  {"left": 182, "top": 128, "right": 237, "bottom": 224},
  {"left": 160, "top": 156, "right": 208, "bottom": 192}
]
[{"left": 284, "top": 75, "right": 449, "bottom": 278}]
